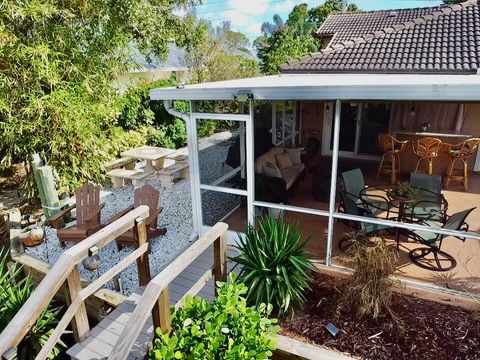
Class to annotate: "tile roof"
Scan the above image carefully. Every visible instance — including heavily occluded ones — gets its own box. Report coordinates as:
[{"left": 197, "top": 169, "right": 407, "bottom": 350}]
[
  {"left": 281, "top": 0, "right": 480, "bottom": 74},
  {"left": 317, "top": 6, "right": 443, "bottom": 46}
]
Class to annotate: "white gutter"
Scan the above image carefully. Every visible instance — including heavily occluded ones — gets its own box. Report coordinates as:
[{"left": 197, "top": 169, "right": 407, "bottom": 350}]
[{"left": 163, "top": 100, "right": 189, "bottom": 122}]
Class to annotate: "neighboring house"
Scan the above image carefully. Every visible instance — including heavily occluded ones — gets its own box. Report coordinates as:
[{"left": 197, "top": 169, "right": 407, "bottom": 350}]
[{"left": 115, "top": 42, "right": 189, "bottom": 92}]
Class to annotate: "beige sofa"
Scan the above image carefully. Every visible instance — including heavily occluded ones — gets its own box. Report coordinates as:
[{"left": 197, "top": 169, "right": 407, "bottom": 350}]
[{"left": 255, "top": 146, "right": 305, "bottom": 190}]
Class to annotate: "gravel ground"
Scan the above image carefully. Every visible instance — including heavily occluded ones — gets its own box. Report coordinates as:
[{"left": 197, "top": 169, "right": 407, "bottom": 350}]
[{"left": 25, "top": 131, "right": 241, "bottom": 295}]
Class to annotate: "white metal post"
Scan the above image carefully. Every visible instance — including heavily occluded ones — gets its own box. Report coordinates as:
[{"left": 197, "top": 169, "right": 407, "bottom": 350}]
[
  {"left": 247, "top": 100, "right": 255, "bottom": 225},
  {"left": 326, "top": 99, "right": 341, "bottom": 265},
  {"left": 239, "top": 103, "right": 246, "bottom": 179},
  {"left": 187, "top": 101, "right": 203, "bottom": 237}
]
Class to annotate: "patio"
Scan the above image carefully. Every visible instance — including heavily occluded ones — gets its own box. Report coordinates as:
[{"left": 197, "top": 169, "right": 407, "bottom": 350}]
[{"left": 222, "top": 156, "right": 480, "bottom": 295}]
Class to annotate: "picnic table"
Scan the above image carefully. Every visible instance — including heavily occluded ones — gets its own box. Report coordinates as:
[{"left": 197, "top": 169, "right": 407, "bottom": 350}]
[{"left": 121, "top": 146, "right": 174, "bottom": 178}]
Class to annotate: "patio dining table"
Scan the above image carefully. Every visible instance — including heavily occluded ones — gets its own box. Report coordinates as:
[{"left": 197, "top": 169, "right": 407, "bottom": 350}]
[
  {"left": 121, "top": 145, "right": 175, "bottom": 178},
  {"left": 359, "top": 186, "right": 444, "bottom": 250}
]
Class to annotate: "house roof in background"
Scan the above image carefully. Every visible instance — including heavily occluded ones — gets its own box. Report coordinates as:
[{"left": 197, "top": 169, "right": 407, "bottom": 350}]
[
  {"left": 281, "top": 0, "right": 480, "bottom": 74},
  {"left": 316, "top": 5, "right": 443, "bottom": 46},
  {"left": 129, "top": 43, "right": 188, "bottom": 73}
]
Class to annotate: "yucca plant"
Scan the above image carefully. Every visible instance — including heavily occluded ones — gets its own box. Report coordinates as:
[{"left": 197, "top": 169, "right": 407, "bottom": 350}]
[
  {"left": 0, "top": 250, "right": 65, "bottom": 359},
  {"left": 231, "top": 216, "right": 314, "bottom": 317}
]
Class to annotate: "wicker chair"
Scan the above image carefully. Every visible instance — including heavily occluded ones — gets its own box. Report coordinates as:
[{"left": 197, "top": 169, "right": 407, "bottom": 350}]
[
  {"left": 412, "top": 137, "right": 442, "bottom": 175},
  {"left": 444, "top": 138, "right": 480, "bottom": 191},
  {"left": 377, "top": 133, "right": 409, "bottom": 184}
]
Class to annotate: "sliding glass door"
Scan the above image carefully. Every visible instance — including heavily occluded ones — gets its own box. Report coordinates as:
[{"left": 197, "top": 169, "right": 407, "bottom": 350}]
[{"left": 324, "top": 101, "right": 391, "bottom": 158}]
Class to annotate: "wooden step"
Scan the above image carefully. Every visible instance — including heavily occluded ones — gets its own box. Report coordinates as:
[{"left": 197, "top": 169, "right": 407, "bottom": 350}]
[
  {"left": 66, "top": 247, "right": 229, "bottom": 359},
  {"left": 67, "top": 290, "right": 153, "bottom": 360}
]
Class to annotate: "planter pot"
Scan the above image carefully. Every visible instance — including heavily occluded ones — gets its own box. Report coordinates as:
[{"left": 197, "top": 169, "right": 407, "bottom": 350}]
[{"left": 268, "top": 205, "right": 284, "bottom": 220}]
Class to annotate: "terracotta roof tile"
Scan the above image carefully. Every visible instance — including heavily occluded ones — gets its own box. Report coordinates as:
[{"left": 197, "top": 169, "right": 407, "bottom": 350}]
[{"left": 280, "top": 0, "right": 480, "bottom": 74}]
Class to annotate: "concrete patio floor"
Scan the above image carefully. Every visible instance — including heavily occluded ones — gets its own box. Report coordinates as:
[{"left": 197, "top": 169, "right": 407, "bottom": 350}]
[{"left": 224, "top": 158, "right": 480, "bottom": 295}]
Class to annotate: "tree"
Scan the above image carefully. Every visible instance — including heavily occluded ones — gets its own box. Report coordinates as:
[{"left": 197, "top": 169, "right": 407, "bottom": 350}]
[
  {"left": 255, "top": 0, "right": 359, "bottom": 74},
  {"left": 0, "top": 0, "right": 201, "bottom": 193},
  {"left": 185, "top": 21, "right": 259, "bottom": 83}
]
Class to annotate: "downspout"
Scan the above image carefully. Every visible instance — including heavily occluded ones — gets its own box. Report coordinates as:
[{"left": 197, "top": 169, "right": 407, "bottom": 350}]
[
  {"left": 163, "top": 100, "right": 200, "bottom": 242},
  {"left": 163, "top": 100, "right": 189, "bottom": 122}
]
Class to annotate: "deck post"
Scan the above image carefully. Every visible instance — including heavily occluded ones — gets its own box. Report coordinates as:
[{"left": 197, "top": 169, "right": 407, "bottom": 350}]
[
  {"left": 152, "top": 288, "right": 172, "bottom": 333},
  {"left": 213, "top": 231, "right": 227, "bottom": 295},
  {"left": 66, "top": 266, "right": 90, "bottom": 342},
  {"left": 134, "top": 217, "right": 151, "bottom": 286}
]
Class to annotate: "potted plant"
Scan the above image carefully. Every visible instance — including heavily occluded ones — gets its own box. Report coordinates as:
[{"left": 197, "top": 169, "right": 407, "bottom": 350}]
[{"left": 387, "top": 182, "right": 419, "bottom": 202}]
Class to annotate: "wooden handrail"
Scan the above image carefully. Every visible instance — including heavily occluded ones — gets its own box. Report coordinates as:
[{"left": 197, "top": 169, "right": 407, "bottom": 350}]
[
  {"left": 0, "top": 205, "right": 150, "bottom": 358},
  {"left": 109, "top": 222, "right": 228, "bottom": 359}
]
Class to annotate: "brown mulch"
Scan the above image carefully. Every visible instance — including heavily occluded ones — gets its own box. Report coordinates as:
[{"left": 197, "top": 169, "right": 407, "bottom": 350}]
[{"left": 280, "top": 274, "right": 480, "bottom": 360}]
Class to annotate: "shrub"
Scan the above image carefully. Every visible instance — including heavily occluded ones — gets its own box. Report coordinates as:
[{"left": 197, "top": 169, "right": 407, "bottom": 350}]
[
  {"left": 146, "top": 119, "right": 187, "bottom": 149},
  {"left": 150, "top": 274, "right": 280, "bottom": 359},
  {"left": 340, "top": 236, "right": 398, "bottom": 319},
  {"left": 0, "top": 250, "right": 65, "bottom": 358},
  {"left": 117, "top": 79, "right": 176, "bottom": 130},
  {"left": 231, "top": 216, "right": 314, "bottom": 316}
]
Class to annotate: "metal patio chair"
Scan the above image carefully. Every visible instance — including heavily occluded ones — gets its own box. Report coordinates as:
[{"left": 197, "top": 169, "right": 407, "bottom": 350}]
[
  {"left": 407, "top": 173, "right": 448, "bottom": 223},
  {"left": 338, "top": 191, "right": 392, "bottom": 252},
  {"left": 340, "top": 168, "right": 389, "bottom": 216},
  {"left": 406, "top": 207, "right": 475, "bottom": 271}
]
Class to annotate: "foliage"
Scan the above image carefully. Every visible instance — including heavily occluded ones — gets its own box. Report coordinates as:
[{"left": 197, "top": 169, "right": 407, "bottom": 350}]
[
  {"left": 387, "top": 182, "right": 419, "bottom": 201},
  {"left": 118, "top": 80, "right": 176, "bottom": 130},
  {"left": 255, "top": 0, "right": 358, "bottom": 74},
  {"left": 150, "top": 274, "right": 280, "bottom": 359},
  {"left": 147, "top": 119, "right": 187, "bottom": 149},
  {"left": 0, "top": 0, "right": 202, "bottom": 194},
  {"left": 0, "top": 250, "right": 65, "bottom": 358},
  {"left": 185, "top": 22, "right": 260, "bottom": 83},
  {"left": 231, "top": 216, "right": 314, "bottom": 316},
  {"left": 340, "top": 237, "right": 398, "bottom": 320}
]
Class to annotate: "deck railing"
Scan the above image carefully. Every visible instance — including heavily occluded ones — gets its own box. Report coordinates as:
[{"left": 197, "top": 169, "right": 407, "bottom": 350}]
[
  {"left": 108, "top": 222, "right": 228, "bottom": 359},
  {"left": 0, "top": 205, "right": 151, "bottom": 360}
]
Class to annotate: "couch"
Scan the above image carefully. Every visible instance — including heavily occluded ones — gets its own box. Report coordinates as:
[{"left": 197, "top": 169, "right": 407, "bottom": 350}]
[{"left": 255, "top": 146, "right": 305, "bottom": 191}]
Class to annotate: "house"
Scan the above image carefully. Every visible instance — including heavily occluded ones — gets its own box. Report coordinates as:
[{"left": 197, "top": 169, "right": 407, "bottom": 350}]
[
  {"left": 150, "top": 0, "right": 480, "bottom": 295},
  {"left": 115, "top": 42, "right": 189, "bottom": 93}
]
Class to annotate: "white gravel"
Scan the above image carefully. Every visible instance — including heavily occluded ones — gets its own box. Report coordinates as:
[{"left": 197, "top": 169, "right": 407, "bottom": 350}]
[{"left": 25, "top": 131, "right": 241, "bottom": 296}]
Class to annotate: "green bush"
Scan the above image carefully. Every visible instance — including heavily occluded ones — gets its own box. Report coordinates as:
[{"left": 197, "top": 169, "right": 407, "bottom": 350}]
[
  {"left": 146, "top": 119, "right": 187, "bottom": 149},
  {"left": 117, "top": 79, "right": 176, "bottom": 130},
  {"left": 150, "top": 274, "right": 280, "bottom": 359},
  {"left": 231, "top": 216, "right": 314, "bottom": 316},
  {"left": 0, "top": 250, "right": 65, "bottom": 358}
]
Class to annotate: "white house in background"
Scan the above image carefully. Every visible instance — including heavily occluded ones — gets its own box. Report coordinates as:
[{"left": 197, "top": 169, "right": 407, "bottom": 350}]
[{"left": 115, "top": 42, "right": 189, "bottom": 93}]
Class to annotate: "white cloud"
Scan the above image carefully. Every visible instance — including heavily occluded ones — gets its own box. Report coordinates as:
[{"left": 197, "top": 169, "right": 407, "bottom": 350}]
[{"left": 227, "top": 0, "right": 269, "bottom": 16}]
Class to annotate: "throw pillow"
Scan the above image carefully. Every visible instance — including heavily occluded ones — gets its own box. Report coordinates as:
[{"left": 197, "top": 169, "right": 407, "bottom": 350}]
[
  {"left": 263, "top": 162, "right": 281, "bottom": 178},
  {"left": 276, "top": 153, "right": 293, "bottom": 169},
  {"left": 285, "top": 147, "right": 302, "bottom": 165}
]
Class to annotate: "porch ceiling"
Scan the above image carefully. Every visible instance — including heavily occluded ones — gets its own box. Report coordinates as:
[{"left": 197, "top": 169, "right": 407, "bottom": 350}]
[{"left": 150, "top": 73, "right": 480, "bottom": 102}]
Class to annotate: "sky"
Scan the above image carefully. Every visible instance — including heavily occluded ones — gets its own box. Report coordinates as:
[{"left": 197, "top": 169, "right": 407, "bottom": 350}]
[{"left": 189, "top": 0, "right": 443, "bottom": 40}]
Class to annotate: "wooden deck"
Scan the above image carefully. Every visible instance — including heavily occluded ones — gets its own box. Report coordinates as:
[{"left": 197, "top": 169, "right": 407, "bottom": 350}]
[{"left": 67, "top": 246, "right": 238, "bottom": 359}]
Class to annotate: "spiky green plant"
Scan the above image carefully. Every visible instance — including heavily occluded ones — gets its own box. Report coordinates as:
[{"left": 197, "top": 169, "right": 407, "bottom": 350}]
[
  {"left": 231, "top": 216, "right": 314, "bottom": 317},
  {"left": 0, "top": 250, "right": 65, "bottom": 359}
]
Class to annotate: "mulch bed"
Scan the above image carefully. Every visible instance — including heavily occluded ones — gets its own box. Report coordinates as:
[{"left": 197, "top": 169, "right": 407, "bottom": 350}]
[{"left": 280, "top": 274, "right": 480, "bottom": 360}]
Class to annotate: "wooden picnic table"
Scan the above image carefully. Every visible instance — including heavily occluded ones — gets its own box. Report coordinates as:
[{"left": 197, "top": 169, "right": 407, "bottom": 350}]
[{"left": 120, "top": 146, "right": 174, "bottom": 178}]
